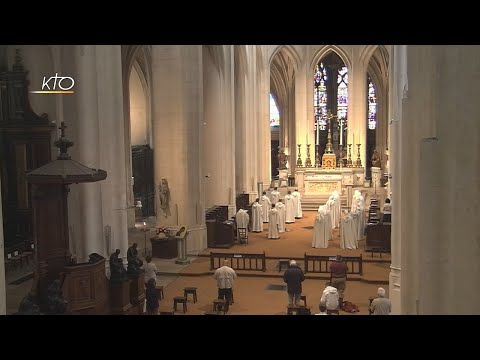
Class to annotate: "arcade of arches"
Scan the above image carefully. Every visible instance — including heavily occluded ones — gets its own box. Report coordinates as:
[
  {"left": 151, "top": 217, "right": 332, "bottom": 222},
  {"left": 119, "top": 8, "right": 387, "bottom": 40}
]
[{"left": 1, "top": 45, "right": 479, "bottom": 315}]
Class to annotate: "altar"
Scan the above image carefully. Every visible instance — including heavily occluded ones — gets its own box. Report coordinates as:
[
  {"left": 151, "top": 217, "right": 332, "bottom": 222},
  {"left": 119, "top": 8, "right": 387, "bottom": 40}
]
[{"left": 295, "top": 168, "right": 365, "bottom": 196}]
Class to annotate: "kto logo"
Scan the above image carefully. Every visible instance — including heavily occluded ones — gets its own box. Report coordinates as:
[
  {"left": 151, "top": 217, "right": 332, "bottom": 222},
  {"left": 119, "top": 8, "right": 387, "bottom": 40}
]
[{"left": 30, "top": 73, "right": 75, "bottom": 94}]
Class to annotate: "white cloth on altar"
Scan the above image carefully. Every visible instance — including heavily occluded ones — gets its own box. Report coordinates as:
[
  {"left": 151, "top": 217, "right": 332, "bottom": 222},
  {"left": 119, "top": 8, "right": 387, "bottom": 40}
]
[
  {"left": 235, "top": 209, "right": 250, "bottom": 239},
  {"left": 251, "top": 202, "right": 263, "bottom": 232},
  {"left": 312, "top": 213, "right": 329, "bottom": 248},
  {"left": 260, "top": 195, "right": 271, "bottom": 222},
  {"left": 268, "top": 208, "right": 280, "bottom": 239},
  {"left": 292, "top": 190, "right": 303, "bottom": 218},
  {"left": 270, "top": 190, "right": 280, "bottom": 205},
  {"left": 275, "top": 202, "right": 286, "bottom": 233},
  {"left": 284, "top": 194, "right": 296, "bottom": 223}
]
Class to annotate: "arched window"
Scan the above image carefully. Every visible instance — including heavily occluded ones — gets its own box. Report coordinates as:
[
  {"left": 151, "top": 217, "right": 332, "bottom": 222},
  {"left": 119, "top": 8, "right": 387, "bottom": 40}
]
[
  {"left": 313, "top": 53, "right": 347, "bottom": 166},
  {"left": 270, "top": 94, "right": 280, "bottom": 127},
  {"left": 314, "top": 63, "right": 327, "bottom": 131},
  {"left": 368, "top": 77, "right": 377, "bottom": 130}
]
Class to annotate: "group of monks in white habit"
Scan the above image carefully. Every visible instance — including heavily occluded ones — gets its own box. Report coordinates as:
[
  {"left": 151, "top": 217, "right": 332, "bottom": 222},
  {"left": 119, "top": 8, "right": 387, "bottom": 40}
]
[
  {"left": 236, "top": 187, "right": 367, "bottom": 249},
  {"left": 235, "top": 187, "right": 302, "bottom": 241},
  {"left": 313, "top": 189, "right": 366, "bottom": 249}
]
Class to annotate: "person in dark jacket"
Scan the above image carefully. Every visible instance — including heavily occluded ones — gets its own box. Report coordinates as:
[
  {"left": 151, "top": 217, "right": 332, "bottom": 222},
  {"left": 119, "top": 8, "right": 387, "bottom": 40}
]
[
  {"left": 283, "top": 260, "right": 305, "bottom": 305},
  {"left": 145, "top": 278, "right": 160, "bottom": 315}
]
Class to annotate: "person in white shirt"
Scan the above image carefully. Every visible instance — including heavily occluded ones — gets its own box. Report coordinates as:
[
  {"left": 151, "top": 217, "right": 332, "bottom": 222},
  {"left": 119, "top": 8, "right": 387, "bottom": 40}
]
[
  {"left": 320, "top": 283, "right": 339, "bottom": 310},
  {"left": 382, "top": 198, "right": 392, "bottom": 214},
  {"left": 270, "top": 187, "right": 280, "bottom": 205},
  {"left": 213, "top": 259, "right": 237, "bottom": 304},
  {"left": 260, "top": 191, "right": 271, "bottom": 223},
  {"left": 140, "top": 255, "right": 158, "bottom": 286},
  {"left": 251, "top": 198, "right": 263, "bottom": 232}
]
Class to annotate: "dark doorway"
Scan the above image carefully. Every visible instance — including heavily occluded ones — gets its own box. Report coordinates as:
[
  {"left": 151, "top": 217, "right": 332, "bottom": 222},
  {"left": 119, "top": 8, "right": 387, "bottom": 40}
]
[{"left": 131, "top": 145, "right": 155, "bottom": 217}]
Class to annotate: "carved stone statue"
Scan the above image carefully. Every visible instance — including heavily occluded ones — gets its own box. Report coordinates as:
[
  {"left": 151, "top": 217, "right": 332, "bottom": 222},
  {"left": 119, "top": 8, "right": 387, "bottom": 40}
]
[
  {"left": 278, "top": 149, "right": 288, "bottom": 170},
  {"left": 109, "top": 249, "right": 127, "bottom": 282},
  {"left": 371, "top": 149, "right": 381, "bottom": 168},
  {"left": 158, "top": 178, "right": 170, "bottom": 211},
  {"left": 126, "top": 243, "right": 143, "bottom": 274}
]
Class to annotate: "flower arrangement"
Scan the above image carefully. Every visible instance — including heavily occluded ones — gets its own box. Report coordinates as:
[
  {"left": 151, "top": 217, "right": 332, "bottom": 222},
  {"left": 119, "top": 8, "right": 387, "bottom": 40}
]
[{"left": 156, "top": 226, "right": 169, "bottom": 235}]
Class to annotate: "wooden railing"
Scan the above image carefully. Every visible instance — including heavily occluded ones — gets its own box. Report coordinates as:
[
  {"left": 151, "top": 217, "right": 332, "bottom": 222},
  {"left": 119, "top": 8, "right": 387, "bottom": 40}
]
[
  {"left": 210, "top": 252, "right": 266, "bottom": 272},
  {"left": 303, "top": 254, "right": 363, "bottom": 276}
]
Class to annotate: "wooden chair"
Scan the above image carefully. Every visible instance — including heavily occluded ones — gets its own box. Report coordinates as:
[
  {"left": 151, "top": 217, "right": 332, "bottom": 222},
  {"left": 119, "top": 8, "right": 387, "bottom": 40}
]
[
  {"left": 238, "top": 228, "right": 248, "bottom": 244},
  {"left": 155, "top": 285, "right": 164, "bottom": 300},
  {"left": 287, "top": 304, "right": 301, "bottom": 315},
  {"left": 326, "top": 309, "right": 340, "bottom": 315},
  {"left": 183, "top": 287, "right": 198, "bottom": 303},
  {"left": 300, "top": 295, "right": 307, "bottom": 307},
  {"left": 278, "top": 259, "right": 290, "bottom": 272},
  {"left": 173, "top": 296, "right": 188, "bottom": 313},
  {"left": 213, "top": 299, "right": 229, "bottom": 314}
]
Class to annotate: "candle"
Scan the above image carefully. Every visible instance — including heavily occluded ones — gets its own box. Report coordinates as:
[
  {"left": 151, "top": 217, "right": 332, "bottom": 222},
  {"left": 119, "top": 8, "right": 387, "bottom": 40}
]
[
  {"left": 316, "top": 119, "right": 319, "bottom": 145},
  {"left": 340, "top": 121, "right": 343, "bottom": 145}
]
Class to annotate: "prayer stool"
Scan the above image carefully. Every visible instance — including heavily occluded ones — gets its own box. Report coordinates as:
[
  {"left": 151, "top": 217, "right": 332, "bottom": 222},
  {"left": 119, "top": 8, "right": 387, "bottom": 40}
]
[
  {"left": 159, "top": 311, "right": 174, "bottom": 315},
  {"left": 173, "top": 296, "right": 188, "bottom": 313},
  {"left": 301, "top": 295, "right": 307, "bottom": 307},
  {"left": 213, "top": 299, "right": 229, "bottom": 313},
  {"left": 327, "top": 309, "right": 340, "bottom": 315},
  {"left": 278, "top": 259, "right": 290, "bottom": 272},
  {"left": 183, "top": 287, "right": 198, "bottom": 303},
  {"left": 287, "top": 304, "right": 301, "bottom": 315},
  {"left": 156, "top": 285, "right": 164, "bottom": 300}
]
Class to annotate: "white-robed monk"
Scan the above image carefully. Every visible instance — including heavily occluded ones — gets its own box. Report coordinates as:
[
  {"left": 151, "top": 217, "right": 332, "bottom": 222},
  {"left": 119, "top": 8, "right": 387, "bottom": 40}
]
[
  {"left": 251, "top": 198, "right": 263, "bottom": 232},
  {"left": 351, "top": 189, "right": 362, "bottom": 212},
  {"left": 268, "top": 204, "right": 280, "bottom": 239},
  {"left": 284, "top": 190, "right": 296, "bottom": 224},
  {"left": 270, "top": 187, "right": 280, "bottom": 205},
  {"left": 275, "top": 199, "right": 286, "bottom": 233},
  {"left": 292, "top": 189, "right": 303, "bottom": 219},
  {"left": 312, "top": 211, "right": 328, "bottom": 248},
  {"left": 260, "top": 191, "right": 271, "bottom": 223},
  {"left": 235, "top": 209, "right": 250, "bottom": 239}
]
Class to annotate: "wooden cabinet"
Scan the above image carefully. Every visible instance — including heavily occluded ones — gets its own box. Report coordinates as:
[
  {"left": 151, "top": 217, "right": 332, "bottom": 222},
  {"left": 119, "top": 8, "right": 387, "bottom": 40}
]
[{"left": 365, "top": 223, "right": 391, "bottom": 252}]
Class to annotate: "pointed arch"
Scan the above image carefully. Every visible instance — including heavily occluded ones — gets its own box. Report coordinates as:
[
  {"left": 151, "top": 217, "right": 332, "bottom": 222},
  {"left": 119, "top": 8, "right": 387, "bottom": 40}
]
[
  {"left": 310, "top": 45, "right": 352, "bottom": 73},
  {"left": 268, "top": 45, "right": 301, "bottom": 72}
]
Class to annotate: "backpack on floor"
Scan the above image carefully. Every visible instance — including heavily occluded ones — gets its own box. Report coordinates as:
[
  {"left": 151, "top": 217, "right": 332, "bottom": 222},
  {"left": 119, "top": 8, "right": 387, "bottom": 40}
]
[{"left": 341, "top": 301, "right": 359, "bottom": 313}]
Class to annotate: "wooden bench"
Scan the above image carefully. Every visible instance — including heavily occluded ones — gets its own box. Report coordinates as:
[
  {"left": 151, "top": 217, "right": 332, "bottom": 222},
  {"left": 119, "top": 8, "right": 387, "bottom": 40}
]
[{"left": 367, "top": 247, "right": 387, "bottom": 258}]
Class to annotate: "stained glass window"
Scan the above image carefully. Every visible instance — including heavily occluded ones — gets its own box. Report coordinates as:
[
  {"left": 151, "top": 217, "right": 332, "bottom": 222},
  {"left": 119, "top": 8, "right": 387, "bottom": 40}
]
[
  {"left": 270, "top": 94, "right": 280, "bottom": 127},
  {"left": 314, "top": 63, "right": 328, "bottom": 130},
  {"left": 337, "top": 66, "right": 348, "bottom": 121},
  {"left": 368, "top": 77, "right": 377, "bottom": 130}
]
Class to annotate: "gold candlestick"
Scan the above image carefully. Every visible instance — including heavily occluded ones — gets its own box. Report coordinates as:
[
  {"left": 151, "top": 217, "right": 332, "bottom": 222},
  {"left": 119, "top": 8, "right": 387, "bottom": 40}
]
[
  {"left": 315, "top": 144, "right": 321, "bottom": 168},
  {"left": 347, "top": 144, "right": 353, "bottom": 167},
  {"left": 356, "top": 144, "right": 362, "bottom": 167},
  {"left": 296, "top": 144, "right": 303, "bottom": 167},
  {"left": 305, "top": 144, "right": 312, "bottom": 167}
]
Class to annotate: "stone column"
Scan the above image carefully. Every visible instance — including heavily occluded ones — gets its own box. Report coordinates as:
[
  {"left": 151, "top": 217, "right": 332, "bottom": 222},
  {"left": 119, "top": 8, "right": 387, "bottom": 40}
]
[
  {"left": 151, "top": 45, "right": 206, "bottom": 254},
  {"left": 203, "top": 45, "right": 236, "bottom": 218},
  {"left": 388, "top": 45, "right": 401, "bottom": 314},
  {"left": 414, "top": 46, "right": 480, "bottom": 314},
  {"left": 72, "top": 45, "right": 105, "bottom": 262},
  {"left": 246, "top": 46, "right": 259, "bottom": 201},
  {"left": 257, "top": 49, "right": 271, "bottom": 188},
  {"left": 347, "top": 54, "right": 367, "bottom": 169},
  {"left": 95, "top": 45, "right": 129, "bottom": 258},
  {"left": 0, "top": 175, "right": 6, "bottom": 315}
]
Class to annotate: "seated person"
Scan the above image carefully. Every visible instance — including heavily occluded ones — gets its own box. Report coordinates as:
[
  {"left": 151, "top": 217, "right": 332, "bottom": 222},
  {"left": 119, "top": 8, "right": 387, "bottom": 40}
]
[
  {"left": 320, "top": 282, "right": 339, "bottom": 310},
  {"left": 370, "top": 287, "right": 391, "bottom": 315},
  {"left": 382, "top": 198, "right": 392, "bottom": 214}
]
